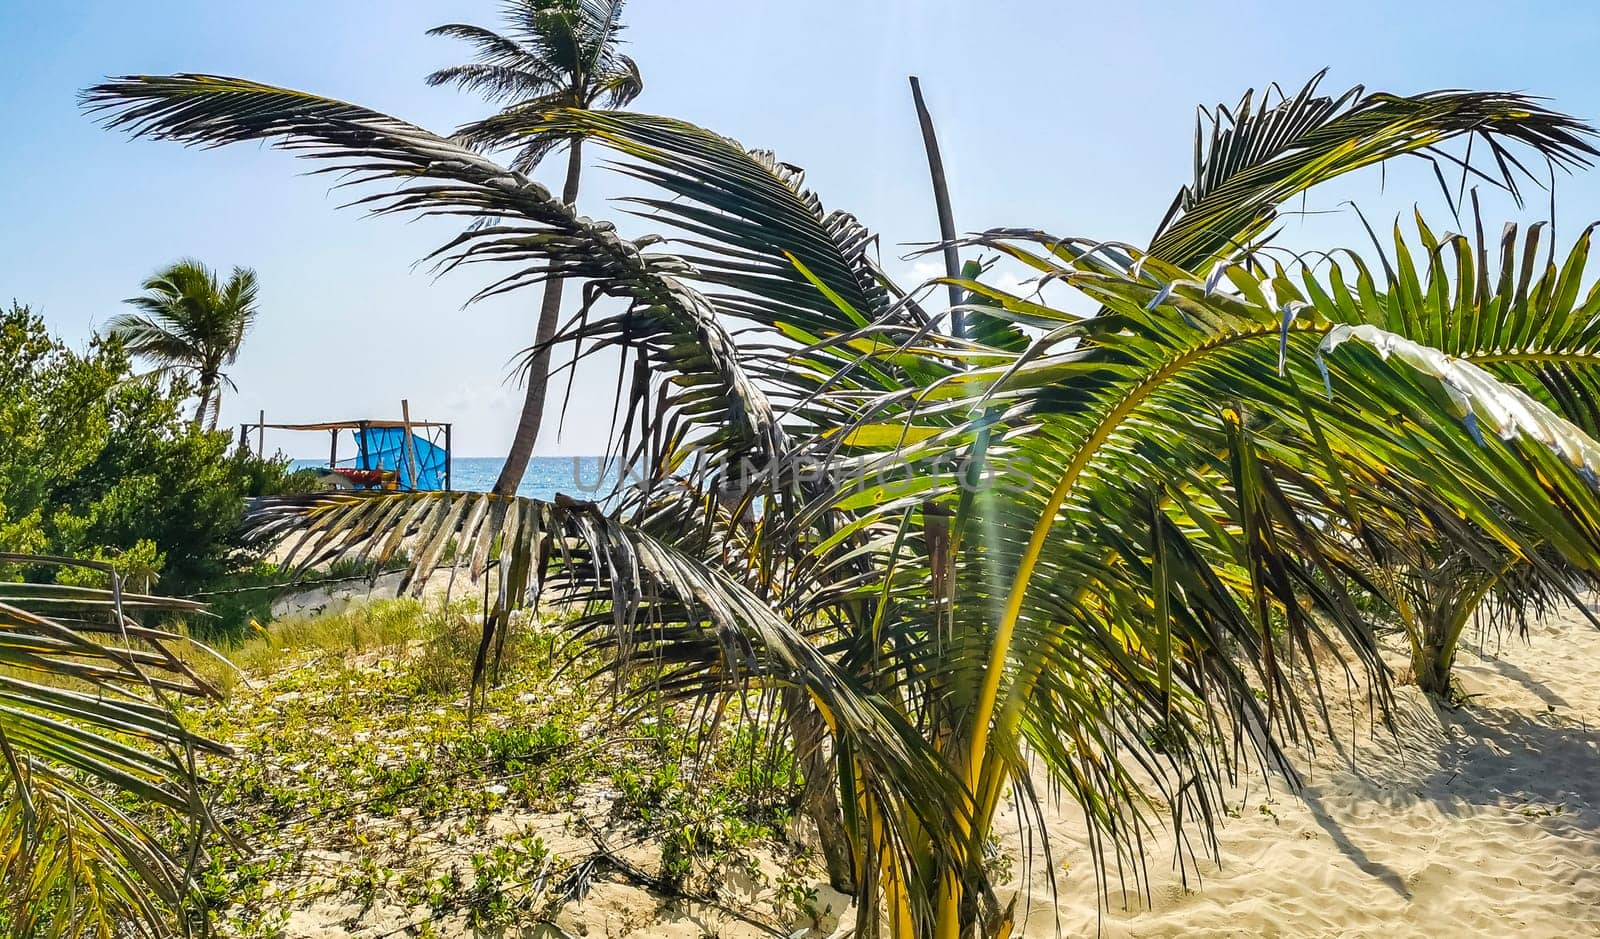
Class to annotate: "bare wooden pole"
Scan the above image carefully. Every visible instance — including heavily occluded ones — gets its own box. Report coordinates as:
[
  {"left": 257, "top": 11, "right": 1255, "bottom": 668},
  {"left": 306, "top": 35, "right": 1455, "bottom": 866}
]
[
  {"left": 910, "top": 75, "right": 965, "bottom": 339},
  {"left": 400, "top": 399, "right": 420, "bottom": 491},
  {"left": 256, "top": 409, "right": 265, "bottom": 456},
  {"left": 443, "top": 424, "right": 453, "bottom": 492}
]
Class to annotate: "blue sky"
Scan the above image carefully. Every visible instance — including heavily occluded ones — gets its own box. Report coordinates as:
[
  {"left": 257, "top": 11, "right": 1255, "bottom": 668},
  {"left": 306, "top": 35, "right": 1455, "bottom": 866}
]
[{"left": 4, "top": 1, "right": 1600, "bottom": 457}]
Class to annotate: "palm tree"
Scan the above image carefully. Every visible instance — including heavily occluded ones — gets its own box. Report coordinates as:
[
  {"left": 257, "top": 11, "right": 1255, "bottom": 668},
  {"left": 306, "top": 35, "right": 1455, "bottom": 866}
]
[
  {"left": 1293, "top": 211, "right": 1600, "bottom": 696},
  {"left": 428, "top": 0, "right": 643, "bottom": 496},
  {"left": 106, "top": 259, "right": 259, "bottom": 431},
  {"left": 0, "top": 554, "right": 222, "bottom": 938},
  {"left": 85, "top": 71, "right": 1600, "bottom": 938}
]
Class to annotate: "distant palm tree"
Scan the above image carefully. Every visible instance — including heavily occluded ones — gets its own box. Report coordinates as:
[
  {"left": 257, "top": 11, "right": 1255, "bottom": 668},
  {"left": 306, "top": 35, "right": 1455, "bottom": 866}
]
[
  {"left": 428, "top": 0, "right": 643, "bottom": 495},
  {"left": 107, "top": 259, "right": 259, "bottom": 431}
]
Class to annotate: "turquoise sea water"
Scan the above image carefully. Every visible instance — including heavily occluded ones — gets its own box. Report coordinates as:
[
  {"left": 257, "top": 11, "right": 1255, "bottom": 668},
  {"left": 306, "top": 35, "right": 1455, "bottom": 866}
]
[{"left": 291, "top": 456, "right": 618, "bottom": 501}]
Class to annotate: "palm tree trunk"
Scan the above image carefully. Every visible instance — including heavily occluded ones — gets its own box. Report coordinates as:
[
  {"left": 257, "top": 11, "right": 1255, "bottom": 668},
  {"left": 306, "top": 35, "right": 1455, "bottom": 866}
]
[
  {"left": 492, "top": 139, "right": 584, "bottom": 496},
  {"left": 1413, "top": 626, "right": 1454, "bottom": 697},
  {"left": 1412, "top": 568, "right": 1500, "bottom": 697},
  {"left": 909, "top": 76, "right": 965, "bottom": 340},
  {"left": 784, "top": 687, "right": 856, "bottom": 894},
  {"left": 193, "top": 377, "right": 215, "bottom": 430},
  {"left": 205, "top": 386, "right": 222, "bottom": 432}
]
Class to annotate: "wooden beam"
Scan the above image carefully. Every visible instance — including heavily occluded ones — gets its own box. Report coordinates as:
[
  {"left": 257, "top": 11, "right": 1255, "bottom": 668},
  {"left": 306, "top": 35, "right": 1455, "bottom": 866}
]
[
  {"left": 400, "top": 399, "right": 420, "bottom": 491},
  {"left": 245, "top": 419, "right": 452, "bottom": 431}
]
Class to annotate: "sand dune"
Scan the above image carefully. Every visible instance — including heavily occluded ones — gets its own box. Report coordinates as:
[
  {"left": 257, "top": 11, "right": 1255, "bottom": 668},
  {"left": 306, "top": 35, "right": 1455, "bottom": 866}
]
[{"left": 994, "top": 602, "right": 1600, "bottom": 938}]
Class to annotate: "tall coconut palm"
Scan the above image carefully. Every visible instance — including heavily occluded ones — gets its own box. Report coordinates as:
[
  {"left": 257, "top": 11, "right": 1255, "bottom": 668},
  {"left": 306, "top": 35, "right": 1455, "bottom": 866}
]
[
  {"left": 85, "top": 71, "right": 1600, "bottom": 938},
  {"left": 106, "top": 259, "right": 259, "bottom": 431},
  {"left": 428, "top": 0, "right": 643, "bottom": 496}
]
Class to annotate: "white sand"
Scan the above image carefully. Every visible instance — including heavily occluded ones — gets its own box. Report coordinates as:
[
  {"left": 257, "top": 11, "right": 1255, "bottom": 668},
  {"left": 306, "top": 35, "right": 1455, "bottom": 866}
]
[{"left": 994, "top": 601, "right": 1600, "bottom": 938}]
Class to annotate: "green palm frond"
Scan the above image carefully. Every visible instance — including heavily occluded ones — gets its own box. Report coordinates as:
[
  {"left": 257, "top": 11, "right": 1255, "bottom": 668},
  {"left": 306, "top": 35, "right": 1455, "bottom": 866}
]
[
  {"left": 1290, "top": 208, "right": 1600, "bottom": 434},
  {"left": 0, "top": 555, "right": 225, "bottom": 938},
  {"left": 83, "top": 75, "right": 784, "bottom": 466},
  {"left": 593, "top": 54, "right": 643, "bottom": 108},
  {"left": 1267, "top": 208, "right": 1600, "bottom": 689},
  {"left": 809, "top": 237, "right": 1600, "bottom": 919},
  {"left": 216, "top": 266, "right": 258, "bottom": 367},
  {"left": 453, "top": 107, "right": 948, "bottom": 482},
  {"left": 430, "top": 1, "right": 629, "bottom": 92},
  {"left": 1149, "top": 71, "right": 1597, "bottom": 271},
  {"left": 460, "top": 109, "right": 903, "bottom": 336},
  {"left": 101, "top": 312, "right": 205, "bottom": 373},
  {"left": 428, "top": 0, "right": 642, "bottom": 170},
  {"left": 425, "top": 53, "right": 565, "bottom": 101}
]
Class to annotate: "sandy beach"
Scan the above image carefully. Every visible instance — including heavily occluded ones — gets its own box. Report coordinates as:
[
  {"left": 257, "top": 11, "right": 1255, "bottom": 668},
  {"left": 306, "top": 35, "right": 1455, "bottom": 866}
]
[{"left": 996, "top": 602, "right": 1600, "bottom": 938}]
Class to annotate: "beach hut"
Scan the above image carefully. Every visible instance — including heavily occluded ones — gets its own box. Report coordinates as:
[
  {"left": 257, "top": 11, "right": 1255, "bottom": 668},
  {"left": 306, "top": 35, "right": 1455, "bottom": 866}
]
[{"left": 240, "top": 405, "right": 453, "bottom": 492}]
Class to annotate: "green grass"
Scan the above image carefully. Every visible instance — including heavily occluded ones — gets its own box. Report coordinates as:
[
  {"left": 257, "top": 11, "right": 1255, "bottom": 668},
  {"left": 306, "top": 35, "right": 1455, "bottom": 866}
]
[
  {"left": 181, "top": 553, "right": 415, "bottom": 642},
  {"left": 218, "top": 597, "right": 435, "bottom": 671},
  {"left": 146, "top": 596, "right": 822, "bottom": 937}
]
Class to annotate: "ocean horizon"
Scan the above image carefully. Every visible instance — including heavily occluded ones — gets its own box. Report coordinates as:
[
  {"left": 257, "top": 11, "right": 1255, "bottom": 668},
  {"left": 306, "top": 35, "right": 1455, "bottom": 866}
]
[{"left": 290, "top": 455, "right": 619, "bottom": 501}]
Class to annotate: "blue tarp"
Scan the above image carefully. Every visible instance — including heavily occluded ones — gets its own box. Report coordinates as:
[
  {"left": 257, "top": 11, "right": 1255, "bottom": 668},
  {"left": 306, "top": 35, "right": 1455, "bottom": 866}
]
[{"left": 353, "top": 426, "right": 447, "bottom": 490}]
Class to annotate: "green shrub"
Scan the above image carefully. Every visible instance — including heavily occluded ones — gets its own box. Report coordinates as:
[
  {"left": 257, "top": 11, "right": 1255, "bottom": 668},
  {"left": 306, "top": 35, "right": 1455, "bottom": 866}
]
[{"left": 0, "top": 302, "right": 311, "bottom": 628}]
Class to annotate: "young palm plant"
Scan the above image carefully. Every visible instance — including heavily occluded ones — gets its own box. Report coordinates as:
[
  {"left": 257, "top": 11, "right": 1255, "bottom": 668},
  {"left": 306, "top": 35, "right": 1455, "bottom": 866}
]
[
  {"left": 1237, "top": 208, "right": 1600, "bottom": 696},
  {"left": 84, "top": 71, "right": 1600, "bottom": 937},
  {"left": 428, "top": 0, "right": 644, "bottom": 495},
  {"left": 106, "top": 259, "right": 260, "bottom": 430},
  {"left": 0, "top": 554, "right": 224, "bottom": 938}
]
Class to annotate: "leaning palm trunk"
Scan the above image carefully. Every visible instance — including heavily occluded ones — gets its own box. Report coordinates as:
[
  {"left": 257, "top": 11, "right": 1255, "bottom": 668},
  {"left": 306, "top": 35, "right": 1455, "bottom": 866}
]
[
  {"left": 191, "top": 386, "right": 208, "bottom": 429},
  {"left": 493, "top": 139, "right": 585, "bottom": 495},
  {"left": 426, "top": 2, "right": 644, "bottom": 496},
  {"left": 783, "top": 685, "right": 856, "bottom": 893}
]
